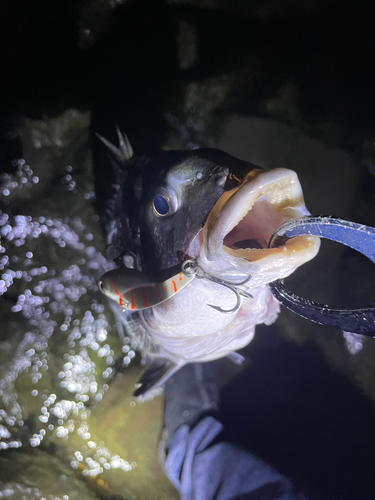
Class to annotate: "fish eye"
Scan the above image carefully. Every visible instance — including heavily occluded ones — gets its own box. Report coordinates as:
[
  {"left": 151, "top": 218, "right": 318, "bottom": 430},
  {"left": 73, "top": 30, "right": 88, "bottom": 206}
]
[
  {"left": 98, "top": 281, "right": 105, "bottom": 292},
  {"left": 152, "top": 187, "right": 178, "bottom": 216},
  {"left": 153, "top": 194, "right": 170, "bottom": 216}
]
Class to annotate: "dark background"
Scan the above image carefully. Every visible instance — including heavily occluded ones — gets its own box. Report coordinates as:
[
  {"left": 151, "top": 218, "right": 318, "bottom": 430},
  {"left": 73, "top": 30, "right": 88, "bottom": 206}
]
[{"left": 2, "top": 0, "right": 375, "bottom": 207}]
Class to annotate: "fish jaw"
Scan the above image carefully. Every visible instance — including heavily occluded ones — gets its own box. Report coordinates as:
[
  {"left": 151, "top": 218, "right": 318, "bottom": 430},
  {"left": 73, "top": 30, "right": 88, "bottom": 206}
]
[{"left": 197, "top": 168, "right": 320, "bottom": 286}]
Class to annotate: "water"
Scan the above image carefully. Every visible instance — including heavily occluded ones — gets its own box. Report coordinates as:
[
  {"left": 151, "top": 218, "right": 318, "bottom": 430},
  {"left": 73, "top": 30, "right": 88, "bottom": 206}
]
[{"left": 0, "top": 112, "right": 177, "bottom": 500}]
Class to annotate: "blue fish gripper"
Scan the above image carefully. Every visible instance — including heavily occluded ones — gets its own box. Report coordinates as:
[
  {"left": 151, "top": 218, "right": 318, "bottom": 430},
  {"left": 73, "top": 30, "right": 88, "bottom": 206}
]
[{"left": 267, "top": 216, "right": 375, "bottom": 337}]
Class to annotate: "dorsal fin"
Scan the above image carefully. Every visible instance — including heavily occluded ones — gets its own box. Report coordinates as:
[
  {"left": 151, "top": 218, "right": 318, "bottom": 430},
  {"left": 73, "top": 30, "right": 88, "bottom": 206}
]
[
  {"left": 115, "top": 126, "right": 134, "bottom": 160},
  {"left": 96, "top": 127, "right": 134, "bottom": 178}
]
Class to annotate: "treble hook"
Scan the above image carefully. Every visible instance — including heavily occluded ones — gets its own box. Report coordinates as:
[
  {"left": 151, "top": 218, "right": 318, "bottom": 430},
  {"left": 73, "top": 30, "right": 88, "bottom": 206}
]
[
  {"left": 182, "top": 260, "right": 253, "bottom": 314},
  {"left": 207, "top": 282, "right": 242, "bottom": 314}
]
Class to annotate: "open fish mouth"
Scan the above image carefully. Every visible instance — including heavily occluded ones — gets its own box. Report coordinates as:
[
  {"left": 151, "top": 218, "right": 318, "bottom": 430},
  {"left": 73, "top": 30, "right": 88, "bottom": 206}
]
[{"left": 199, "top": 168, "right": 320, "bottom": 283}]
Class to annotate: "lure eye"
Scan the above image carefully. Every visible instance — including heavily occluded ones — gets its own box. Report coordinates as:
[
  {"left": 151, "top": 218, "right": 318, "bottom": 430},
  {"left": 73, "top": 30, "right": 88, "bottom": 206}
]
[{"left": 153, "top": 194, "right": 170, "bottom": 216}]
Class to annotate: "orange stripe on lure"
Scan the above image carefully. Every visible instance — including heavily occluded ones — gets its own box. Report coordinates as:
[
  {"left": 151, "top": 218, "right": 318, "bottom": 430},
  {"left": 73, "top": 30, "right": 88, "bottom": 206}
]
[{"left": 98, "top": 267, "right": 194, "bottom": 311}]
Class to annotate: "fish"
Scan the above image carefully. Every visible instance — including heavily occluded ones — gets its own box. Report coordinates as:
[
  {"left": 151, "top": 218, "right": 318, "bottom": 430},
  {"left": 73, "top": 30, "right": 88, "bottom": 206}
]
[{"left": 98, "top": 129, "right": 320, "bottom": 398}]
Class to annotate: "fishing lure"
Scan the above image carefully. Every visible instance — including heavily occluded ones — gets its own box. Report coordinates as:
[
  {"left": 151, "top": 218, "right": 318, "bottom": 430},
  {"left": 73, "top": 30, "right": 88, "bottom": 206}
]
[
  {"left": 98, "top": 267, "right": 194, "bottom": 310},
  {"left": 99, "top": 261, "right": 253, "bottom": 313}
]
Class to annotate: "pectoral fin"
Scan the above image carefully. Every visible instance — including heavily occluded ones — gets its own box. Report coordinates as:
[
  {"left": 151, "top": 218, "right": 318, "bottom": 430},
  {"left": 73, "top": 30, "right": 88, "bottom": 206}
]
[
  {"left": 226, "top": 351, "right": 245, "bottom": 365},
  {"left": 133, "top": 358, "right": 182, "bottom": 398}
]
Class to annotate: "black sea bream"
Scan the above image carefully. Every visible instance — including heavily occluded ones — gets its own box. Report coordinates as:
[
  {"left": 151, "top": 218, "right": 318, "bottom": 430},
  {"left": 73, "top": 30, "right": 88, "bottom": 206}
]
[{"left": 98, "top": 132, "right": 320, "bottom": 397}]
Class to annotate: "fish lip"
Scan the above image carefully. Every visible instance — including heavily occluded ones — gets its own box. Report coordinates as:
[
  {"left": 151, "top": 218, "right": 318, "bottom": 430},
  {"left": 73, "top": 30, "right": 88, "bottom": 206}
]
[{"left": 201, "top": 168, "right": 319, "bottom": 269}]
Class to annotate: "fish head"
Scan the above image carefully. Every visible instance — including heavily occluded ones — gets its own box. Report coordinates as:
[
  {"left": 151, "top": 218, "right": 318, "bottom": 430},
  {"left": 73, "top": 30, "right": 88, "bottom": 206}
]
[{"left": 110, "top": 149, "right": 258, "bottom": 279}]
